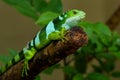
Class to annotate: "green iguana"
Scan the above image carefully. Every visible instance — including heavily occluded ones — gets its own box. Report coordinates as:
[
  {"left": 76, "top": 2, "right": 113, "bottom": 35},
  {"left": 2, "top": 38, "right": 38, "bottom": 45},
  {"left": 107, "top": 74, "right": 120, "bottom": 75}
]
[{"left": 0, "top": 9, "right": 86, "bottom": 76}]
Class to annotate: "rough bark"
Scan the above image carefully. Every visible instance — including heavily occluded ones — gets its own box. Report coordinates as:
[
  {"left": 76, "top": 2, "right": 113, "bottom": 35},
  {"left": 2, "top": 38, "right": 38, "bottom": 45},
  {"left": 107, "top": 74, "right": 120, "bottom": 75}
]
[{"left": 0, "top": 27, "right": 88, "bottom": 80}]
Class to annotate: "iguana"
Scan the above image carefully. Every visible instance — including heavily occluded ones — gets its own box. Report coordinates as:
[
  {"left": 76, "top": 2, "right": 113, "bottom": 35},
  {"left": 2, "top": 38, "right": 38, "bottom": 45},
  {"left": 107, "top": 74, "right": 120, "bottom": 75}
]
[{"left": 0, "top": 9, "right": 86, "bottom": 76}]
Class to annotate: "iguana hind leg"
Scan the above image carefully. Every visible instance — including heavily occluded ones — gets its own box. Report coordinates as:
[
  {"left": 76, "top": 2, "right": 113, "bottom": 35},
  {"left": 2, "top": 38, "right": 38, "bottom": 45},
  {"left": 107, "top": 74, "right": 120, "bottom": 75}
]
[
  {"left": 22, "top": 47, "right": 36, "bottom": 76},
  {"left": 22, "top": 59, "right": 29, "bottom": 76}
]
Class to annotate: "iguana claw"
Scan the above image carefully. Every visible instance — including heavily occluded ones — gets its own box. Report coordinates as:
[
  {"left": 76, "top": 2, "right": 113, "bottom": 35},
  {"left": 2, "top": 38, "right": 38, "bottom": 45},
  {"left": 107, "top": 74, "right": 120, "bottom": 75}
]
[{"left": 22, "top": 60, "right": 29, "bottom": 76}]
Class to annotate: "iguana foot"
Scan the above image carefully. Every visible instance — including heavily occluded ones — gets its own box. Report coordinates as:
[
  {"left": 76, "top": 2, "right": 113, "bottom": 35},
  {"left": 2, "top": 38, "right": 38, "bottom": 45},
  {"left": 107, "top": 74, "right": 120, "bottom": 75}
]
[{"left": 22, "top": 60, "right": 29, "bottom": 77}]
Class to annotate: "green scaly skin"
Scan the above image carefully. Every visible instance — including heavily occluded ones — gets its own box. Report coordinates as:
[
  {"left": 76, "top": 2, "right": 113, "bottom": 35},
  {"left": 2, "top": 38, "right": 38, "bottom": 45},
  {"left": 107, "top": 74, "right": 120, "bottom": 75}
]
[{"left": 0, "top": 9, "right": 86, "bottom": 76}]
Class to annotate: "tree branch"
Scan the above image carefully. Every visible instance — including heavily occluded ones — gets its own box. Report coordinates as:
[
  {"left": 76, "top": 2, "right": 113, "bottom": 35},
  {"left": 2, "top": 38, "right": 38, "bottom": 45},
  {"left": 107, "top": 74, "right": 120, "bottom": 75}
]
[
  {"left": 106, "top": 5, "right": 120, "bottom": 30},
  {"left": 0, "top": 27, "right": 88, "bottom": 80}
]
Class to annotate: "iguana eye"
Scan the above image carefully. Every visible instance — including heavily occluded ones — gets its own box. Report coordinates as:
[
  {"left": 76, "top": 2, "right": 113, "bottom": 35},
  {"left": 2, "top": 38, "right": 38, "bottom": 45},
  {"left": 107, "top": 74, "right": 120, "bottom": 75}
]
[{"left": 73, "top": 11, "right": 77, "bottom": 14}]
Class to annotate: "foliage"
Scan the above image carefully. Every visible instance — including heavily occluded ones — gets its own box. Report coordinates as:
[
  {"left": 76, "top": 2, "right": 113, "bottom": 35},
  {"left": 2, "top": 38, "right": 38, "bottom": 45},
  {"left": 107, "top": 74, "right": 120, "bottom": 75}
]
[
  {"left": 3, "top": 0, "right": 62, "bottom": 24},
  {"left": 0, "top": 49, "right": 18, "bottom": 64},
  {"left": 1, "top": 0, "right": 120, "bottom": 80}
]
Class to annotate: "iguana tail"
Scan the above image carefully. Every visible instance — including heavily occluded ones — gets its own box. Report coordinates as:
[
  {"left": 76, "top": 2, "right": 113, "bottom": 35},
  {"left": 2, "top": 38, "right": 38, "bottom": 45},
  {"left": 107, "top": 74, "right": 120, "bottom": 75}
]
[{"left": 0, "top": 50, "right": 24, "bottom": 75}]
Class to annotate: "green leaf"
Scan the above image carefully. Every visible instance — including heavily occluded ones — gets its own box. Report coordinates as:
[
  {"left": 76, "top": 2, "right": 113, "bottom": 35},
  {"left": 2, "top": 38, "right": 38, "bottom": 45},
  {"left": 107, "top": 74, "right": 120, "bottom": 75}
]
[
  {"left": 63, "top": 66, "right": 76, "bottom": 75},
  {"left": 79, "top": 22, "right": 94, "bottom": 38},
  {"left": 93, "top": 22, "right": 111, "bottom": 45},
  {"left": 109, "top": 45, "right": 118, "bottom": 52},
  {"left": 33, "top": 0, "right": 47, "bottom": 12},
  {"left": 3, "top": 0, "right": 22, "bottom": 5},
  {"left": 114, "top": 37, "right": 120, "bottom": 46},
  {"left": 8, "top": 49, "right": 18, "bottom": 57},
  {"left": 36, "top": 11, "right": 59, "bottom": 26},
  {"left": 79, "top": 21, "right": 99, "bottom": 44},
  {"left": 87, "top": 73, "right": 110, "bottom": 80},
  {"left": 94, "top": 22, "right": 111, "bottom": 37},
  {"left": 52, "top": 64, "right": 60, "bottom": 69},
  {"left": 103, "top": 61, "right": 115, "bottom": 73},
  {"left": 0, "top": 55, "right": 11, "bottom": 64},
  {"left": 74, "top": 54, "right": 87, "bottom": 73},
  {"left": 73, "top": 73, "right": 84, "bottom": 80},
  {"left": 111, "top": 71, "right": 120, "bottom": 78},
  {"left": 42, "top": 67, "right": 54, "bottom": 75},
  {"left": 42, "top": 64, "right": 60, "bottom": 75},
  {"left": 3, "top": 0, "right": 38, "bottom": 19},
  {"left": 79, "top": 22, "right": 112, "bottom": 46},
  {"left": 3, "top": 0, "right": 63, "bottom": 21},
  {"left": 33, "top": 0, "right": 63, "bottom": 13},
  {"left": 92, "top": 65, "right": 102, "bottom": 73},
  {"left": 94, "top": 41, "right": 104, "bottom": 52},
  {"left": 0, "top": 49, "right": 18, "bottom": 64},
  {"left": 96, "top": 53, "right": 115, "bottom": 60},
  {"left": 15, "top": 1, "right": 38, "bottom": 20},
  {"left": 113, "top": 51, "right": 120, "bottom": 59},
  {"left": 35, "top": 75, "right": 41, "bottom": 80},
  {"left": 43, "top": 0, "right": 63, "bottom": 13},
  {"left": 97, "top": 58, "right": 115, "bottom": 73}
]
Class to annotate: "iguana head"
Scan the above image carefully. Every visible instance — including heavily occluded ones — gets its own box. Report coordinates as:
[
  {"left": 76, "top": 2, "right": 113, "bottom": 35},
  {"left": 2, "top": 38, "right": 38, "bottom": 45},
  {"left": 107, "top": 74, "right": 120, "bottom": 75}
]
[{"left": 62, "top": 9, "right": 86, "bottom": 28}]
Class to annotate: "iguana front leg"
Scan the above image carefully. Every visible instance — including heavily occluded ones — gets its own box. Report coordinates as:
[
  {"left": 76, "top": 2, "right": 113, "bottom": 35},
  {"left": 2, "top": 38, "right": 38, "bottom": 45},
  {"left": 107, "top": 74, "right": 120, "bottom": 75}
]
[{"left": 48, "top": 27, "right": 67, "bottom": 41}]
